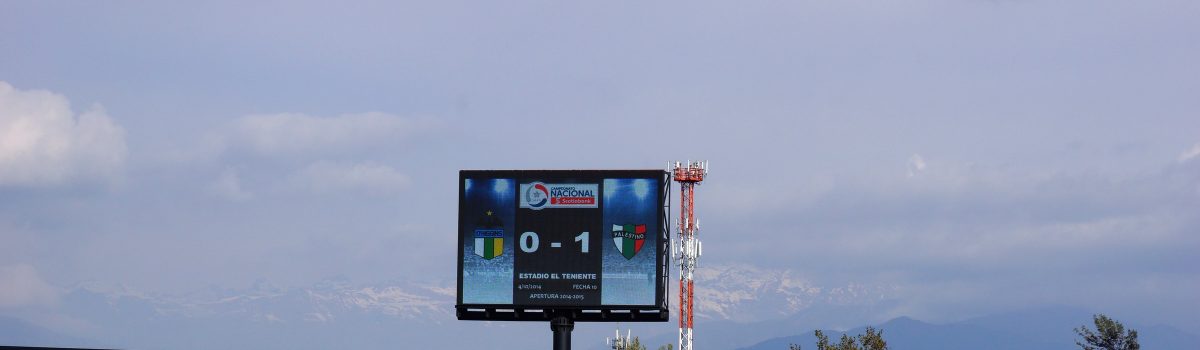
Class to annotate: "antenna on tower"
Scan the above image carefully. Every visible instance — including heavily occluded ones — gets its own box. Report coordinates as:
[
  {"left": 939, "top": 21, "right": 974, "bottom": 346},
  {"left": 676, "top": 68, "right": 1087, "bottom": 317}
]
[
  {"left": 671, "top": 160, "right": 708, "bottom": 350},
  {"left": 607, "top": 329, "right": 634, "bottom": 350}
]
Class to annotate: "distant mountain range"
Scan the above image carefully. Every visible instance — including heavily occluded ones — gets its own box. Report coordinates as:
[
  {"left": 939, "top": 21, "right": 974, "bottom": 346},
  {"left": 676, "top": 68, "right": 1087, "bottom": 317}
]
[
  {"left": 740, "top": 307, "right": 1200, "bottom": 350},
  {"left": 1, "top": 264, "right": 1195, "bottom": 349},
  {"left": 689, "top": 263, "right": 894, "bottom": 323}
]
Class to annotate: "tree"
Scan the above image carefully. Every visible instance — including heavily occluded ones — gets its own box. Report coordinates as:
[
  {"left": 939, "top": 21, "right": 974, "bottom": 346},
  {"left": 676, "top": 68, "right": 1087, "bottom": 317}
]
[
  {"left": 1075, "top": 314, "right": 1139, "bottom": 350},
  {"left": 614, "top": 336, "right": 646, "bottom": 350},
  {"left": 815, "top": 329, "right": 830, "bottom": 350},
  {"left": 656, "top": 344, "right": 674, "bottom": 350},
  {"left": 836, "top": 333, "right": 861, "bottom": 350},
  {"left": 798, "top": 328, "right": 886, "bottom": 350},
  {"left": 857, "top": 327, "right": 887, "bottom": 350},
  {"left": 628, "top": 336, "right": 647, "bottom": 350}
]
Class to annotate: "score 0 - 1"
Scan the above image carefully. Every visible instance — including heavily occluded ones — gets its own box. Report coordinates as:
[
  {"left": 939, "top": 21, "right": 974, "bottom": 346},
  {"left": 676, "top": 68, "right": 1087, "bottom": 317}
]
[{"left": 518, "top": 231, "right": 590, "bottom": 253}]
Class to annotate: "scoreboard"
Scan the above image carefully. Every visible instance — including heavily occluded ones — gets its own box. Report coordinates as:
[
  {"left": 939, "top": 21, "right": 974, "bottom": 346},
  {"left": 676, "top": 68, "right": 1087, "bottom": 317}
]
[{"left": 456, "top": 170, "right": 669, "bottom": 321}]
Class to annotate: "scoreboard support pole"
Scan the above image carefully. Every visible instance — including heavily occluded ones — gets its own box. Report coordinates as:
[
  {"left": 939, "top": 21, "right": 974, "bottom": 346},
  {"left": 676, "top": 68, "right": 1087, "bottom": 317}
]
[{"left": 551, "top": 316, "right": 574, "bottom": 350}]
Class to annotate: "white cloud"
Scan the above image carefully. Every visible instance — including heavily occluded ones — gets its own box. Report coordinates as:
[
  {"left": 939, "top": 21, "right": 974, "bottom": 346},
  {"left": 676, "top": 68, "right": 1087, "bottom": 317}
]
[
  {"left": 0, "top": 264, "right": 59, "bottom": 308},
  {"left": 1179, "top": 143, "right": 1200, "bottom": 163},
  {"left": 0, "top": 82, "right": 126, "bottom": 187},
  {"left": 208, "top": 167, "right": 254, "bottom": 201},
  {"left": 231, "top": 112, "right": 427, "bottom": 156},
  {"left": 287, "top": 161, "right": 410, "bottom": 195},
  {"left": 906, "top": 153, "right": 926, "bottom": 177}
]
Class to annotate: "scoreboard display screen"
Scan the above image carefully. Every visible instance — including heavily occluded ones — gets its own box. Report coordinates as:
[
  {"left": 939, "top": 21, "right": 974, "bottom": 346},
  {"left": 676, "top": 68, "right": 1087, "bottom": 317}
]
[{"left": 457, "top": 170, "right": 669, "bottom": 320}]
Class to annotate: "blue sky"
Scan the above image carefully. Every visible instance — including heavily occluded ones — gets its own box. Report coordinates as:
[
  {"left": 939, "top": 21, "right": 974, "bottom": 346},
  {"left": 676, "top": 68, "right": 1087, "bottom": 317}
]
[{"left": 1, "top": 0, "right": 1198, "bottom": 336}]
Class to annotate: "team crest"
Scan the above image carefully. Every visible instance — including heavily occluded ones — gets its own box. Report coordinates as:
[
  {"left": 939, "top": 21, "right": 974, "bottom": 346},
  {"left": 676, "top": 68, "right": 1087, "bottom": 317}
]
[
  {"left": 611, "top": 224, "right": 646, "bottom": 260},
  {"left": 474, "top": 210, "right": 505, "bottom": 260}
]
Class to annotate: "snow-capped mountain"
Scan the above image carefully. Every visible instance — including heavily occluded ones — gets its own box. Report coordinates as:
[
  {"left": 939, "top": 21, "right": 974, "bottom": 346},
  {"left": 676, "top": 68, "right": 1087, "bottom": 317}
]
[
  {"left": 60, "top": 263, "right": 888, "bottom": 327},
  {"left": 687, "top": 263, "right": 894, "bottom": 322},
  {"left": 6, "top": 264, "right": 894, "bottom": 349},
  {"left": 65, "top": 277, "right": 455, "bottom": 324}
]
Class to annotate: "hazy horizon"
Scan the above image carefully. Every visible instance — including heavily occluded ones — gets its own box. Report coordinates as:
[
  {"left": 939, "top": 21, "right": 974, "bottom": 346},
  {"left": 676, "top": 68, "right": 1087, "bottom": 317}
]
[{"left": 2, "top": 0, "right": 1198, "bottom": 346}]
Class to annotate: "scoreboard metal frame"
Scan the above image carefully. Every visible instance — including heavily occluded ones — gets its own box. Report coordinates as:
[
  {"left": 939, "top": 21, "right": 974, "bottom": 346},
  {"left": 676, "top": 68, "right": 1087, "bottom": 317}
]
[{"left": 456, "top": 170, "right": 670, "bottom": 322}]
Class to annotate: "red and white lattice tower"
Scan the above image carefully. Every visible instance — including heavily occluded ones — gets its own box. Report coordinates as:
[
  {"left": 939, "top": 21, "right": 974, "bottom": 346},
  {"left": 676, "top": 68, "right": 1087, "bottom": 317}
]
[{"left": 672, "top": 160, "right": 707, "bottom": 350}]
